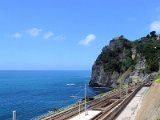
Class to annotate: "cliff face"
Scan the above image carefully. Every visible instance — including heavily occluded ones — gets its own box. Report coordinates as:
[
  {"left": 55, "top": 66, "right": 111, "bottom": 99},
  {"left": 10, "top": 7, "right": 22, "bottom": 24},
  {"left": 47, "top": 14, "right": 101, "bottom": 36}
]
[
  {"left": 89, "top": 32, "right": 160, "bottom": 87},
  {"left": 89, "top": 64, "right": 119, "bottom": 87},
  {"left": 89, "top": 36, "right": 133, "bottom": 87}
]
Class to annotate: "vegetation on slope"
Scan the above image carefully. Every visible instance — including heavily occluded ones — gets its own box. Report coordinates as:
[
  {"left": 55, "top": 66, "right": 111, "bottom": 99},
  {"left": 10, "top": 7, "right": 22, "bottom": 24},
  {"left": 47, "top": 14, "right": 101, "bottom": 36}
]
[
  {"left": 136, "top": 31, "right": 160, "bottom": 73},
  {"left": 95, "top": 35, "right": 133, "bottom": 73},
  {"left": 155, "top": 73, "right": 160, "bottom": 83},
  {"left": 94, "top": 31, "right": 160, "bottom": 75}
]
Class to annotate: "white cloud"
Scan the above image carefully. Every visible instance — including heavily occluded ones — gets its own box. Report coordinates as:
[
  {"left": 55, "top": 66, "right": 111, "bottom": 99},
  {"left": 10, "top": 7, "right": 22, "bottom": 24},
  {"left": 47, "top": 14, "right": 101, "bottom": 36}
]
[
  {"left": 43, "top": 32, "right": 54, "bottom": 39},
  {"left": 11, "top": 28, "right": 64, "bottom": 40},
  {"left": 150, "top": 21, "right": 160, "bottom": 33},
  {"left": 26, "top": 28, "right": 43, "bottom": 37},
  {"left": 79, "top": 34, "right": 96, "bottom": 46},
  {"left": 54, "top": 35, "right": 65, "bottom": 40},
  {"left": 13, "top": 32, "right": 22, "bottom": 39}
]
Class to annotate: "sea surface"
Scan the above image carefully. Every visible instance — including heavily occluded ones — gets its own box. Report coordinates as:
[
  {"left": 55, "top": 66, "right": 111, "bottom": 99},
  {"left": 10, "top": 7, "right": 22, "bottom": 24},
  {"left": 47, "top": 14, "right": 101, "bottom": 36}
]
[{"left": 0, "top": 70, "right": 108, "bottom": 120}]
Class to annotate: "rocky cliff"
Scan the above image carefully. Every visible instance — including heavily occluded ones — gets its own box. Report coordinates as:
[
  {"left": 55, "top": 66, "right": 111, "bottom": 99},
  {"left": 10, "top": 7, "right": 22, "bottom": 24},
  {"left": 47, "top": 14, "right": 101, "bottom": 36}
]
[{"left": 89, "top": 31, "right": 160, "bottom": 87}]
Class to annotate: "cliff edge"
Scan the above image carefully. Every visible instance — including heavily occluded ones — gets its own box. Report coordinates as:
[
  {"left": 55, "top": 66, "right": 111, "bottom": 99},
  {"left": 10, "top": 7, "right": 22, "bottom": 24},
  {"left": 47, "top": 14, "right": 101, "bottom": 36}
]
[{"left": 89, "top": 31, "right": 160, "bottom": 87}]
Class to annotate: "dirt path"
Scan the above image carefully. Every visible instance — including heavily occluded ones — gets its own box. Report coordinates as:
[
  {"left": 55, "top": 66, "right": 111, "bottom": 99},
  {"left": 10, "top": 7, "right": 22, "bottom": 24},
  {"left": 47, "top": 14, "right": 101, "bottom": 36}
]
[{"left": 135, "top": 83, "right": 160, "bottom": 120}]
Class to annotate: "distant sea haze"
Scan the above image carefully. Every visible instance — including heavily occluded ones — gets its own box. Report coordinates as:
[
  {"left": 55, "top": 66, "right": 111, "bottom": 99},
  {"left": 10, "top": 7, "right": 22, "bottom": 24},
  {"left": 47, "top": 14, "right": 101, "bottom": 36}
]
[{"left": 0, "top": 70, "right": 107, "bottom": 120}]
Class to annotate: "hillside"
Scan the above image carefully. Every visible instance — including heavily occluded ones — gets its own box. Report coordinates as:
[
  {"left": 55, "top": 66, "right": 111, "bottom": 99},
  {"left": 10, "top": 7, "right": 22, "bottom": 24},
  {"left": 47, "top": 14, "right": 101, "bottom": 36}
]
[
  {"left": 135, "top": 79, "right": 160, "bottom": 120},
  {"left": 89, "top": 31, "right": 160, "bottom": 87}
]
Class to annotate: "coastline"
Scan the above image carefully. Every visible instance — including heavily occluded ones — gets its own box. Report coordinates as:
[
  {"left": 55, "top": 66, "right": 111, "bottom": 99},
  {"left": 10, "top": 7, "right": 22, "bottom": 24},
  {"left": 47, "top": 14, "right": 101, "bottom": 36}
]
[
  {"left": 0, "top": 70, "right": 95, "bottom": 120},
  {"left": 35, "top": 86, "right": 118, "bottom": 120}
]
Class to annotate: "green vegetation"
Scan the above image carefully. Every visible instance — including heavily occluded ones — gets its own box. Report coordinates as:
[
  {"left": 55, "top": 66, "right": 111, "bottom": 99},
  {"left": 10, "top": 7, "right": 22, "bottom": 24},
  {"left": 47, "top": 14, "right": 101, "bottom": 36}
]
[
  {"left": 82, "top": 96, "right": 94, "bottom": 102},
  {"left": 53, "top": 107, "right": 59, "bottom": 112},
  {"left": 96, "top": 36, "right": 133, "bottom": 73},
  {"left": 137, "top": 31, "right": 160, "bottom": 73},
  {"left": 117, "top": 66, "right": 132, "bottom": 83},
  {"left": 155, "top": 74, "right": 160, "bottom": 83},
  {"left": 95, "top": 31, "right": 160, "bottom": 75}
]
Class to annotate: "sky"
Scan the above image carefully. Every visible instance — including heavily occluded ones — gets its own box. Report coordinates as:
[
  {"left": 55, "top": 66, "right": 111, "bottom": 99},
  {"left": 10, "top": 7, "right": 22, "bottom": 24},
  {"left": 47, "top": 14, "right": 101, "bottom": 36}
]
[{"left": 0, "top": 0, "right": 160, "bottom": 70}]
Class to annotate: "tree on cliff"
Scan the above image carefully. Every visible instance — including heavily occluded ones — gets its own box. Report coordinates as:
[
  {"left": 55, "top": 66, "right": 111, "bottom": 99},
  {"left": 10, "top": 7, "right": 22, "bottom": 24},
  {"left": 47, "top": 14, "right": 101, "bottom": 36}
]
[{"left": 90, "top": 31, "right": 160, "bottom": 87}]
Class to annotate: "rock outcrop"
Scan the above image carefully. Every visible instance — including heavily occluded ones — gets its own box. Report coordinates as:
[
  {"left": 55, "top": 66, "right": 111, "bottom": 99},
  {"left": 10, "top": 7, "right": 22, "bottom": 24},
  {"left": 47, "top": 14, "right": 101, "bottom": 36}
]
[
  {"left": 89, "top": 31, "right": 160, "bottom": 87},
  {"left": 89, "top": 64, "right": 119, "bottom": 87},
  {"left": 89, "top": 36, "right": 133, "bottom": 87}
]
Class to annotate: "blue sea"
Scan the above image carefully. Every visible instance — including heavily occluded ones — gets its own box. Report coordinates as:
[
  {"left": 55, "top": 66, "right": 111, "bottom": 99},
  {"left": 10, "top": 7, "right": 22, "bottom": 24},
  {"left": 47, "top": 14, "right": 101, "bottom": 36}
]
[{"left": 0, "top": 70, "right": 108, "bottom": 120}]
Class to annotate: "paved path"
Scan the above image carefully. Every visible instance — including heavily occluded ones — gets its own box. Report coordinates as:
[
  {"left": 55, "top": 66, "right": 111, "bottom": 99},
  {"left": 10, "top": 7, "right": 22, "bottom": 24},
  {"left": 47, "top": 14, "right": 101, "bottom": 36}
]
[{"left": 116, "top": 87, "right": 149, "bottom": 120}]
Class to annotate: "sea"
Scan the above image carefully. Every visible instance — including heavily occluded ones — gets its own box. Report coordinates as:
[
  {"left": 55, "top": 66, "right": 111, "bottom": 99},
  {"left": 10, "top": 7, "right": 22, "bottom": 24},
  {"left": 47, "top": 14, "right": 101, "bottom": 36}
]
[{"left": 0, "top": 70, "right": 109, "bottom": 120}]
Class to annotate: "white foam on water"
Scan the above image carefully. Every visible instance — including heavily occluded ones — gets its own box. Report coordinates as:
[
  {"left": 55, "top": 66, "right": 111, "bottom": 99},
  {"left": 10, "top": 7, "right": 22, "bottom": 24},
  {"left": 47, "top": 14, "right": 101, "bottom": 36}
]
[{"left": 66, "top": 84, "right": 76, "bottom": 86}]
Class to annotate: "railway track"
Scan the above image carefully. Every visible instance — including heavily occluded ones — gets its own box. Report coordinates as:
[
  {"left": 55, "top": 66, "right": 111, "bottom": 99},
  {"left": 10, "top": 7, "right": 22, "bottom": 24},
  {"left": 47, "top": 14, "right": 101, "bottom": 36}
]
[
  {"left": 40, "top": 85, "right": 141, "bottom": 120},
  {"left": 92, "top": 85, "right": 143, "bottom": 120}
]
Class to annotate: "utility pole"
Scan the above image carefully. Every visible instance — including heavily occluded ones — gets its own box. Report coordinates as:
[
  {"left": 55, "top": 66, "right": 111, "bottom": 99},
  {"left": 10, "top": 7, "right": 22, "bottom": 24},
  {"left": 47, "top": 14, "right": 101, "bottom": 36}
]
[
  {"left": 159, "top": 61, "right": 160, "bottom": 73},
  {"left": 159, "top": 57, "right": 160, "bottom": 73},
  {"left": 155, "top": 47, "right": 160, "bottom": 73},
  {"left": 134, "top": 81, "right": 136, "bottom": 89},
  {"left": 126, "top": 82, "right": 128, "bottom": 96},
  {"left": 120, "top": 80, "right": 122, "bottom": 99},
  {"left": 13, "top": 111, "right": 16, "bottom": 120},
  {"left": 85, "top": 84, "right": 88, "bottom": 116},
  {"left": 79, "top": 100, "right": 81, "bottom": 119}
]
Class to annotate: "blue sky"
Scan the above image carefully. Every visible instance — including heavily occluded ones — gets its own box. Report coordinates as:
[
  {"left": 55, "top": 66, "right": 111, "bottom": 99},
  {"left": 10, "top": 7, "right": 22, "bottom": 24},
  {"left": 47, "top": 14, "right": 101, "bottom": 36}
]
[{"left": 0, "top": 0, "right": 160, "bottom": 70}]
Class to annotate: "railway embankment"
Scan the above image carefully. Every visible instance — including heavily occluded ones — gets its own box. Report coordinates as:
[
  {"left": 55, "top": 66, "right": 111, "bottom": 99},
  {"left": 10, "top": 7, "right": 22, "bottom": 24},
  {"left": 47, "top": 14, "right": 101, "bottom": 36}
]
[{"left": 135, "top": 81, "right": 160, "bottom": 120}]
